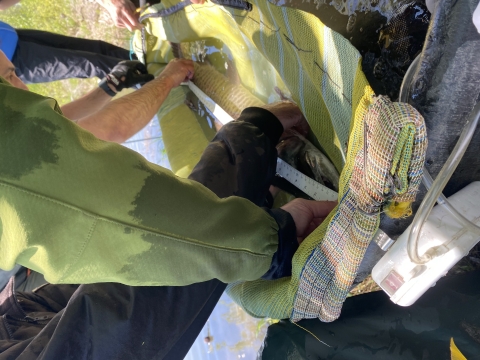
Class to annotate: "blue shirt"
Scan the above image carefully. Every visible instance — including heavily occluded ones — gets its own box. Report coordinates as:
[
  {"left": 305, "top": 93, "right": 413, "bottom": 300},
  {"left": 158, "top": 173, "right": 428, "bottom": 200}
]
[{"left": 0, "top": 21, "right": 18, "bottom": 60}]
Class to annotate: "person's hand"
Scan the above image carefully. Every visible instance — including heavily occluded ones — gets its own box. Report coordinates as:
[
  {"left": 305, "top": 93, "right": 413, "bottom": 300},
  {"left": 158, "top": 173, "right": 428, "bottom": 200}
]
[
  {"left": 281, "top": 199, "right": 337, "bottom": 244},
  {"left": 261, "top": 101, "right": 308, "bottom": 132},
  {"left": 97, "top": 0, "right": 141, "bottom": 31},
  {"left": 99, "top": 60, "right": 154, "bottom": 96},
  {"left": 191, "top": 0, "right": 206, "bottom": 3},
  {"left": 159, "top": 58, "right": 195, "bottom": 88},
  {"left": 0, "top": 0, "right": 21, "bottom": 11}
]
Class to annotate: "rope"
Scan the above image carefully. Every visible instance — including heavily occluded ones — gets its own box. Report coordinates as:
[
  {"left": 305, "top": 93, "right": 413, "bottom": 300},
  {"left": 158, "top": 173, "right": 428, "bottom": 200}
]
[
  {"left": 139, "top": 0, "right": 192, "bottom": 22},
  {"left": 292, "top": 322, "right": 331, "bottom": 348},
  {"left": 139, "top": 0, "right": 252, "bottom": 22}
]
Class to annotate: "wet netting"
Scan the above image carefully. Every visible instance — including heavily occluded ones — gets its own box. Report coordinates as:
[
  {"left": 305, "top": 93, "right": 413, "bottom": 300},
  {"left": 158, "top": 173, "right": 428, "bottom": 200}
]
[
  {"left": 269, "top": 0, "right": 430, "bottom": 100},
  {"left": 133, "top": 0, "right": 428, "bottom": 321}
]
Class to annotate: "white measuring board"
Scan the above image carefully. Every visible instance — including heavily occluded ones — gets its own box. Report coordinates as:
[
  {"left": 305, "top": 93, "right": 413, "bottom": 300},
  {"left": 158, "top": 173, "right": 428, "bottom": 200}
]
[
  {"left": 276, "top": 158, "right": 338, "bottom": 201},
  {"left": 185, "top": 81, "right": 339, "bottom": 202},
  {"left": 187, "top": 81, "right": 234, "bottom": 124}
]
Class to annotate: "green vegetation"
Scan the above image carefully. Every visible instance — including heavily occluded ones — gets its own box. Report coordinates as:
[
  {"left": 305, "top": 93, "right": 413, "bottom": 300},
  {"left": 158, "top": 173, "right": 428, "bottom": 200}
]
[
  {"left": 0, "top": 0, "right": 131, "bottom": 104},
  {"left": 218, "top": 299, "right": 271, "bottom": 354}
]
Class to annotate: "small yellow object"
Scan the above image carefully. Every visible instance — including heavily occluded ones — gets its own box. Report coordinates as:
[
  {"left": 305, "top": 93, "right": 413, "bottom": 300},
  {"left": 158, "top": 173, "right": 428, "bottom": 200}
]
[
  {"left": 135, "top": 3, "right": 150, "bottom": 13},
  {"left": 384, "top": 201, "right": 412, "bottom": 219},
  {"left": 450, "top": 338, "right": 467, "bottom": 360}
]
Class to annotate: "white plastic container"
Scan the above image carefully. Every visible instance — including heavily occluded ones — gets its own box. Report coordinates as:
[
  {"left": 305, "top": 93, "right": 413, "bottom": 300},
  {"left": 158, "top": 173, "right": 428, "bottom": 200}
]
[
  {"left": 474, "top": 2, "right": 480, "bottom": 34},
  {"left": 372, "top": 181, "right": 480, "bottom": 306}
]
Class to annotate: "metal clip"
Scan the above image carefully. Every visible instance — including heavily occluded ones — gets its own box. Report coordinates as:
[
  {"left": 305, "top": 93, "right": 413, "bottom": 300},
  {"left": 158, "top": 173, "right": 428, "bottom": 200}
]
[{"left": 373, "top": 229, "right": 395, "bottom": 251}]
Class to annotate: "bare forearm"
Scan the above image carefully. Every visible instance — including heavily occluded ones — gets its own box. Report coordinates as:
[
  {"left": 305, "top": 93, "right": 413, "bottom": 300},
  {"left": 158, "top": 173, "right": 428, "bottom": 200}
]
[
  {"left": 61, "top": 87, "right": 112, "bottom": 121},
  {"left": 75, "top": 58, "right": 193, "bottom": 143},
  {"left": 77, "top": 75, "right": 174, "bottom": 143}
]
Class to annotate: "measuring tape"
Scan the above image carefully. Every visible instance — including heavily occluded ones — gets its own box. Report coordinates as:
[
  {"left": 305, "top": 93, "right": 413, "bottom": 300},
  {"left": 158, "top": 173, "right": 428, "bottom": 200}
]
[
  {"left": 187, "top": 81, "right": 233, "bottom": 124},
  {"left": 186, "top": 81, "right": 339, "bottom": 202},
  {"left": 275, "top": 158, "right": 338, "bottom": 201}
]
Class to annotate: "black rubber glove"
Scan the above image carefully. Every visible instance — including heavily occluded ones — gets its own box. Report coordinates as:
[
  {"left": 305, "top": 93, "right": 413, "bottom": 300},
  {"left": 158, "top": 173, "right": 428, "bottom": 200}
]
[{"left": 99, "top": 60, "right": 154, "bottom": 96}]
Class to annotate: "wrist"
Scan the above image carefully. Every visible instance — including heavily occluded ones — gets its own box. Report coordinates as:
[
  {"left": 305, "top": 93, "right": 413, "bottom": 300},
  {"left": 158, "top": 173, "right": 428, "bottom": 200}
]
[
  {"left": 154, "top": 74, "right": 176, "bottom": 89},
  {"left": 261, "top": 208, "right": 298, "bottom": 280},
  {"left": 99, "top": 78, "right": 117, "bottom": 97}
]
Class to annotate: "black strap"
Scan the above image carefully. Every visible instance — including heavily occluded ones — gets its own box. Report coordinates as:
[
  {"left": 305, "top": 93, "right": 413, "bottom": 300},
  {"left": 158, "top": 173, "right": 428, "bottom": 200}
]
[{"left": 98, "top": 78, "right": 117, "bottom": 97}]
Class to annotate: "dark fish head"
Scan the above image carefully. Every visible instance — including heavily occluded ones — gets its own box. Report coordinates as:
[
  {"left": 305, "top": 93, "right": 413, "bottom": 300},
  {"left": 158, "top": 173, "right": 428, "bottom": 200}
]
[{"left": 276, "top": 130, "right": 305, "bottom": 167}]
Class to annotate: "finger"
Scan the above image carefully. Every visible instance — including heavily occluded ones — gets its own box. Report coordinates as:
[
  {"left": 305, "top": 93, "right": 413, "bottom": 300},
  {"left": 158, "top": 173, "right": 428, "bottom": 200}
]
[
  {"left": 123, "top": 18, "right": 135, "bottom": 32},
  {"left": 308, "top": 217, "right": 325, "bottom": 232},
  {"left": 135, "top": 62, "right": 148, "bottom": 74},
  {"left": 123, "top": 9, "right": 140, "bottom": 31},
  {"left": 126, "top": 0, "right": 137, "bottom": 12},
  {"left": 302, "top": 200, "right": 337, "bottom": 218},
  {"left": 304, "top": 220, "right": 320, "bottom": 237},
  {"left": 125, "top": 0, "right": 139, "bottom": 18},
  {"left": 309, "top": 221, "right": 319, "bottom": 234},
  {"left": 300, "top": 217, "right": 327, "bottom": 240}
]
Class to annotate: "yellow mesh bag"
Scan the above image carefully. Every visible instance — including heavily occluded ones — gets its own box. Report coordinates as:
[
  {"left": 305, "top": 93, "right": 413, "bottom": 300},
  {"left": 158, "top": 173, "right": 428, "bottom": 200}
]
[{"left": 133, "top": 0, "right": 426, "bottom": 321}]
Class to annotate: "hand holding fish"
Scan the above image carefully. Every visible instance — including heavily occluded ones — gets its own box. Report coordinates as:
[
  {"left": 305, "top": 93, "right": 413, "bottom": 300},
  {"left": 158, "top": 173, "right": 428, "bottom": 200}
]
[{"left": 281, "top": 199, "right": 337, "bottom": 244}]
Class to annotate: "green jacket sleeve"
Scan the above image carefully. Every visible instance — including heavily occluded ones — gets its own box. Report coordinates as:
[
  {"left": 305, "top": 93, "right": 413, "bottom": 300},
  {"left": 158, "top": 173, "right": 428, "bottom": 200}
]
[{"left": 0, "top": 78, "right": 279, "bottom": 286}]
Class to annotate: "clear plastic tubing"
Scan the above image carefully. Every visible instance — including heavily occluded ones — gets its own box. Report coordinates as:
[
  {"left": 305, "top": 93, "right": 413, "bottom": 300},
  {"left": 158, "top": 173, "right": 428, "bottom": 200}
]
[
  {"left": 407, "top": 102, "right": 480, "bottom": 264},
  {"left": 422, "top": 169, "right": 480, "bottom": 235},
  {"left": 398, "top": 55, "right": 420, "bottom": 102},
  {"left": 399, "top": 58, "right": 480, "bottom": 264}
]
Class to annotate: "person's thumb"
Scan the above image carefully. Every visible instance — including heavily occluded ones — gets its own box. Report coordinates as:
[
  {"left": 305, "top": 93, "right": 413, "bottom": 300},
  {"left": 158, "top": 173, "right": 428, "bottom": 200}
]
[{"left": 134, "top": 62, "right": 149, "bottom": 74}]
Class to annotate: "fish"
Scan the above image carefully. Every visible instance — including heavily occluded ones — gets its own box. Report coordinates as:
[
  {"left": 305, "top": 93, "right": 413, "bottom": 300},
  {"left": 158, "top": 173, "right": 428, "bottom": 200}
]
[
  {"left": 277, "top": 130, "right": 340, "bottom": 192},
  {"left": 173, "top": 41, "right": 339, "bottom": 192}
]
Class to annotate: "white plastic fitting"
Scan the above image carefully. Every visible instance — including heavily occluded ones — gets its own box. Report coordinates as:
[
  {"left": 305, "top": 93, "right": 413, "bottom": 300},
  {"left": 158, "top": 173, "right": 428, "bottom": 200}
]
[{"left": 372, "top": 181, "right": 480, "bottom": 306}]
